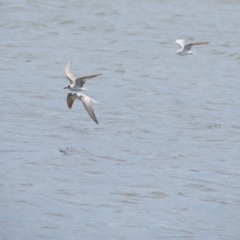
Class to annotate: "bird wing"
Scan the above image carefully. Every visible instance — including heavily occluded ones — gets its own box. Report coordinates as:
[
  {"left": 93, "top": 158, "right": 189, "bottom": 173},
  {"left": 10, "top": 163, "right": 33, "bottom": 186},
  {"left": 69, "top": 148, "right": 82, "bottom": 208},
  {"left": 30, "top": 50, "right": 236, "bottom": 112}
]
[
  {"left": 81, "top": 95, "right": 99, "bottom": 124},
  {"left": 65, "top": 62, "right": 76, "bottom": 84},
  {"left": 75, "top": 74, "right": 102, "bottom": 88},
  {"left": 67, "top": 93, "right": 76, "bottom": 109},
  {"left": 184, "top": 42, "right": 209, "bottom": 51},
  {"left": 175, "top": 39, "right": 185, "bottom": 50}
]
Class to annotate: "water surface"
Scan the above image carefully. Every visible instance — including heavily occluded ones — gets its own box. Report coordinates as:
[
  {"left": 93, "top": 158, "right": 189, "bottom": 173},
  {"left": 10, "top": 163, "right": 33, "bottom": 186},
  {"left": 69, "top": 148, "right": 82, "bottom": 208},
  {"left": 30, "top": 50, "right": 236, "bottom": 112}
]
[{"left": 1, "top": 0, "right": 240, "bottom": 239}]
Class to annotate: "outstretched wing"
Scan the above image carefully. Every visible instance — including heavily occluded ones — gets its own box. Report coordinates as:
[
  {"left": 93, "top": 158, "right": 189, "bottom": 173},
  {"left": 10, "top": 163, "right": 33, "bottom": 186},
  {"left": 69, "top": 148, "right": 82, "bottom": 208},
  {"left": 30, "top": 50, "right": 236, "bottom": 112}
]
[
  {"left": 81, "top": 95, "right": 99, "bottom": 124},
  {"left": 185, "top": 42, "right": 209, "bottom": 51},
  {"left": 175, "top": 39, "right": 185, "bottom": 50},
  {"left": 65, "top": 62, "right": 76, "bottom": 84},
  {"left": 75, "top": 74, "right": 102, "bottom": 88},
  {"left": 66, "top": 93, "right": 76, "bottom": 109}
]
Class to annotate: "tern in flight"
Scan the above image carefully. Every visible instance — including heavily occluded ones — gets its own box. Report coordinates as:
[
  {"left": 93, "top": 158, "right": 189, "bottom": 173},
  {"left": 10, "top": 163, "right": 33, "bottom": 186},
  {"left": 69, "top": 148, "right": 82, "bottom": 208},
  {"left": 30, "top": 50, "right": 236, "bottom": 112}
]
[
  {"left": 64, "top": 62, "right": 102, "bottom": 91},
  {"left": 67, "top": 93, "right": 99, "bottom": 124},
  {"left": 176, "top": 39, "right": 209, "bottom": 55}
]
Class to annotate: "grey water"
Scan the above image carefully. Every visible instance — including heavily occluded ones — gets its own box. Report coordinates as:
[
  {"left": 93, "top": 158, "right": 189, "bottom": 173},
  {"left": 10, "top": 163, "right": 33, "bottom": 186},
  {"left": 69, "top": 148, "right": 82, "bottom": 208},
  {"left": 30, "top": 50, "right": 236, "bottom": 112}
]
[{"left": 1, "top": 0, "right": 240, "bottom": 239}]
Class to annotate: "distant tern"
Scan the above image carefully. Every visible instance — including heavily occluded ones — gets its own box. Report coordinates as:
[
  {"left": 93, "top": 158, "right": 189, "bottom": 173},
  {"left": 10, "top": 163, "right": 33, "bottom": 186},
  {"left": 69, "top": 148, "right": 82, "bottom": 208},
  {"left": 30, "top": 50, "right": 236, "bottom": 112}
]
[
  {"left": 64, "top": 62, "right": 102, "bottom": 91},
  {"left": 176, "top": 39, "right": 209, "bottom": 55},
  {"left": 67, "top": 93, "right": 99, "bottom": 124}
]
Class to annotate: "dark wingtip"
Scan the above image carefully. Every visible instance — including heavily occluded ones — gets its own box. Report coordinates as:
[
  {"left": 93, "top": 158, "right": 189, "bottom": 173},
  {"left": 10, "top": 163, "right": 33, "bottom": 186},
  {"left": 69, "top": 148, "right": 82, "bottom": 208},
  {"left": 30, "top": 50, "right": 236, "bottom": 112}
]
[{"left": 94, "top": 118, "right": 99, "bottom": 124}]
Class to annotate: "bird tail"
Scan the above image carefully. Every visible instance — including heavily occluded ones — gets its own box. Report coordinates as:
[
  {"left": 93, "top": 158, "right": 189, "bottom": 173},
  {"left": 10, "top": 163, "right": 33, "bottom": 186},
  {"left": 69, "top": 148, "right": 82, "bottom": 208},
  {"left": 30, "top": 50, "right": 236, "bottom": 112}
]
[{"left": 91, "top": 99, "right": 99, "bottom": 104}]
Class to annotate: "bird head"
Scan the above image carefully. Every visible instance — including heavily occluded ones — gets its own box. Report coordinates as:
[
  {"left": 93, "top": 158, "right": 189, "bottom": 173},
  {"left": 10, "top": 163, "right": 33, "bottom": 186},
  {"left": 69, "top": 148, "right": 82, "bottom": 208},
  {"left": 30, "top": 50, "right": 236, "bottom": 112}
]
[{"left": 63, "top": 85, "right": 70, "bottom": 89}]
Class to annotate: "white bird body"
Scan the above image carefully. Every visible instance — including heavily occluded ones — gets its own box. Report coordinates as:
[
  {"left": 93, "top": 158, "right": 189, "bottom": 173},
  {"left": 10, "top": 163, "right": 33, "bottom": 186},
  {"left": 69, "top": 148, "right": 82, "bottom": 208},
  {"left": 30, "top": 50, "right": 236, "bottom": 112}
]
[
  {"left": 67, "top": 84, "right": 87, "bottom": 92},
  {"left": 64, "top": 62, "right": 102, "bottom": 91},
  {"left": 176, "top": 39, "right": 209, "bottom": 55},
  {"left": 67, "top": 92, "right": 99, "bottom": 124}
]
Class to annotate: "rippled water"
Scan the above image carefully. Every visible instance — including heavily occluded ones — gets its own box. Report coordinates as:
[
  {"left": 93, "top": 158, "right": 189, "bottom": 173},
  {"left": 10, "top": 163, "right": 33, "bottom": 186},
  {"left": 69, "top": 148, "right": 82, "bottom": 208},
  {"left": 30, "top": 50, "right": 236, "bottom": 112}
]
[{"left": 1, "top": 0, "right": 240, "bottom": 239}]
